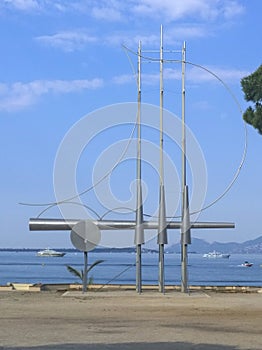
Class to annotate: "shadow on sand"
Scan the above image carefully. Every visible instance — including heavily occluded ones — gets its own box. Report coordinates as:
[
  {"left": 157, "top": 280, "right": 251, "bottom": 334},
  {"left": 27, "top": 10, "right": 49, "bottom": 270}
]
[{"left": 0, "top": 342, "right": 250, "bottom": 350}]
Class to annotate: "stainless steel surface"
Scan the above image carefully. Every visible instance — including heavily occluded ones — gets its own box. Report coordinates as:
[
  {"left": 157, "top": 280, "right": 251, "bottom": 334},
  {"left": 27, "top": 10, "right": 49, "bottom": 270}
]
[
  {"left": 157, "top": 25, "right": 167, "bottom": 294},
  {"left": 135, "top": 40, "right": 144, "bottom": 293},
  {"left": 28, "top": 30, "right": 235, "bottom": 294},
  {"left": 182, "top": 185, "right": 191, "bottom": 245},
  {"left": 181, "top": 186, "right": 191, "bottom": 292},
  {"left": 29, "top": 218, "right": 235, "bottom": 231},
  {"left": 157, "top": 185, "right": 168, "bottom": 244},
  {"left": 136, "top": 244, "right": 142, "bottom": 294},
  {"left": 158, "top": 243, "right": 165, "bottom": 293},
  {"left": 70, "top": 220, "right": 101, "bottom": 252},
  {"left": 83, "top": 251, "right": 88, "bottom": 293},
  {"left": 181, "top": 41, "right": 189, "bottom": 293}
]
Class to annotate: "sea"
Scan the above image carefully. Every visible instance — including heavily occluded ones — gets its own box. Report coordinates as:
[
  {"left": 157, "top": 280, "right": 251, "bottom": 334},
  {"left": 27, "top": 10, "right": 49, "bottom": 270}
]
[{"left": 0, "top": 250, "right": 261, "bottom": 287}]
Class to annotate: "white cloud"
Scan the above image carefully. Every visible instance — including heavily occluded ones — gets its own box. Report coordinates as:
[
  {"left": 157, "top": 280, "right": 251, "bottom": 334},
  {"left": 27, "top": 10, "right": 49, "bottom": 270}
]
[
  {"left": 222, "top": 0, "right": 245, "bottom": 19},
  {"left": 112, "top": 74, "right": 135, "bottom": 85},
  {"left": 36, "top": 24, "right": 209, "bottom": 53},
  {"left": 36, "top": 31, "right": 98, "bottom": 52},
  {"left": 131, "top": 0, "right": 245, "bottom": 22},
  {"left": 4, "top": 1, "right": 245, "bottom": 52},
  {"left": 112, "top": 33, "right": 161, "bottom": 48},
  {"left": 35, "top": 26, "right": 208, "bottom": 53},
  {"left": 36, "top": 30, "right": 162, "bottom": 52},
  {"left": 165, "top": 26, "right": 209, "bottom": 41},
  {"left": 91, "top": 5, "right": 123, "bottom": 21},
  {"left": 187, "top": 65, "right": 249, "bottom": 84},
  {"left": 0, "top": 78, "right": 104, "bottom": 112},
  {"left": 112, "top": 66, "right": 249, "bottom": 88},
  {"left": 2, "top": 0, "right": 81, "bottom": 13},
  {"left": 164, "top": 68, "right": 182, "bottom": 81},
  {"left": 112, "top": 71, "right": 177, "bottom": 86},
  {"left": 3, "top": 0, "right": 40, "bottom": 11},
  {"left": 3, "top": 0, "right": 245, "bottom": 23}
]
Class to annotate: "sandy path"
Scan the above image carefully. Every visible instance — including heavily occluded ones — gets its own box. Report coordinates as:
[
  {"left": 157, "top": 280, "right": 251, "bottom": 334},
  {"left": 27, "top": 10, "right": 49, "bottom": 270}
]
[{"left": 0, "top": 291, "right": 261, "bottom": 349}]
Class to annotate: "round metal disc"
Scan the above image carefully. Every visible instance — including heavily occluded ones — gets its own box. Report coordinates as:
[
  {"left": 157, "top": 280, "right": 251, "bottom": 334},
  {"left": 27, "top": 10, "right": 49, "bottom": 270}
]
[{"left": 70, "top": 220, "right": 101, "bottom": 252}]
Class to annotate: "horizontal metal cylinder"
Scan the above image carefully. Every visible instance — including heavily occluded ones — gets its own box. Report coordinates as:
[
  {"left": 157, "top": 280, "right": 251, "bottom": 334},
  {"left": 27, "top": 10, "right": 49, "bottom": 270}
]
[{"left": 29, "top": 218, "right": 235, "bottom": 231}]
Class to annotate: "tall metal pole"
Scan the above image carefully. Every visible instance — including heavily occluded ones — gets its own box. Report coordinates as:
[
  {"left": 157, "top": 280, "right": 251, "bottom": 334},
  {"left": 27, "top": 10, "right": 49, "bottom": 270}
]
[
  {"left": 83, "top": 251, "right": 88, "bottom": 293},
  {"left": 181, "top": 44, "right": 186, "bottom": 191},
  {"left": 158, "top": 25, "right": 168, "bottom": 293},
  {"left": 181, "top": 41, "right": 191, "bottom": 293},
  {"left": 135, "top": 40, "right": 144, "bottom": 293},
  {"left": 159, "top": 28, "right": 164, "bottom": 184}
]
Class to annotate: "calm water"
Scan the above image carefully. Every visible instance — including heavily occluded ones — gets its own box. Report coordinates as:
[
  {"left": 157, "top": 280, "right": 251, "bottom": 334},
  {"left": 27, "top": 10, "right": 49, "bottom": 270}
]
[{"left": 0, "top": 251, "right": 261, "bottom": 287}]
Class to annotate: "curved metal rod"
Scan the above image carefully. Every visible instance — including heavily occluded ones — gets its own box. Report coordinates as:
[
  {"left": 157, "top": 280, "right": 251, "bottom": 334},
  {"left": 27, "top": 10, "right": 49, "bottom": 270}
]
[
  {"left": 122, "top": 44, "right": 247, "bottom": 217},
  {"left": 36, "top": 201, "right": 101, "bottom": 220},
  {"left": 100, "top": 207, "right": 135, "bottom": 220}
]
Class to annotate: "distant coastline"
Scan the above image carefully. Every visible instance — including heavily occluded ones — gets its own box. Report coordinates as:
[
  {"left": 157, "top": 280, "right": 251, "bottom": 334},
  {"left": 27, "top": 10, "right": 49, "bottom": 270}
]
[
  {"left": 0, "top": 247, "right": 154, "bottom": 254},
  {"left": 1, "top": 235, "right": 262, "bottom": 254}
]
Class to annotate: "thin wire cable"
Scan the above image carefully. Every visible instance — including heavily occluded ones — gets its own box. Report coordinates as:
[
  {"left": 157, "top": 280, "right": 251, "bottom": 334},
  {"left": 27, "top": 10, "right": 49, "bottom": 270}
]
[
  {"left": 122, "top": 44, "right": 138, "bottom": 79},
  {"left": 36, "top": 202, "right": 102, "bottom": 219},
  {"left": 185, "top": 62, "right": 247, "bottom": 215},
  {"left": 100, "top": 207, "right": 136, "bottom": 220},
  {"left": 122, "top": 44, "right": 248, "bottom": 217},
  {"left": 95, "top": 262, "right": 136, "bottom": 292},
  {"left": 20, "top": 45, "right": 248, "bottom": 220},
  {"left": 19, "top": 47, "right": 139, "bottom": 213},
  {"left": 19, "top": 123, "right": 137, "bottom": 208}
]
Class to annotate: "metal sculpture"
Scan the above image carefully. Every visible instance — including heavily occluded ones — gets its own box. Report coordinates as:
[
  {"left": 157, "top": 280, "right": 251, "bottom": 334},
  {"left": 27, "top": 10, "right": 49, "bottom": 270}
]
[{"left": 28, "top": 26, "right": 235, "bottom": 293}]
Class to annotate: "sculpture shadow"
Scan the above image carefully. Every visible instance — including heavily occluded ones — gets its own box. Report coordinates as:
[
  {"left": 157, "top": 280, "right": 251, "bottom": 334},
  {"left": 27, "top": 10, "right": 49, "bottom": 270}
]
[{"left": 0, "top": 342, "right": 250, "bottom": 350}]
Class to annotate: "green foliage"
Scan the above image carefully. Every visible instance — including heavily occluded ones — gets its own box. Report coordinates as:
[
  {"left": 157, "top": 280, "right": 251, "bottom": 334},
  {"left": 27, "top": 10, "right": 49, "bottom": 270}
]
[
  {"left": 66, "top": 259, "right": 104, "bottom": 286},
  {"left": 66, "top": 265, "right": 84, "bottom": 281},
  {"left": 241, "top": 65, "right": 262, "bottom": 134}
]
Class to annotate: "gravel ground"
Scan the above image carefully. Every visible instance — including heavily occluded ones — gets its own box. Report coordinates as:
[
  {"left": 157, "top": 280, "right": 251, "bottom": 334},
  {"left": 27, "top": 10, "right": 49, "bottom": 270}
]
[{"left": 0, "top": 290, "right": 261, "bottom": 350}]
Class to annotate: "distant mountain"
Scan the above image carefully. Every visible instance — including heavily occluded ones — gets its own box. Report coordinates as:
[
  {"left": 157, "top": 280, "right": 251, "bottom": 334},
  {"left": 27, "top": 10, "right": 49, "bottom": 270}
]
[
  {"left": 0, "top": 247, "right": 158, "bottom": 254},
  {"left": 1, "top": 236, "right": 262, "bottom": 254},
  {"left": 166, "top": 236, "right": 262, "bottom": 254}
]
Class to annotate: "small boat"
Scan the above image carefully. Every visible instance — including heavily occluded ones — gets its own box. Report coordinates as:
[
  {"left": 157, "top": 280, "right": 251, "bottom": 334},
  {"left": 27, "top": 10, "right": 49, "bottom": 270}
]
[
  {"left": 36, "top": 248, "right": 66, "bottom": 257},
  {"left": 203, "top": 251, "right": 230, "bottom": 258},
  {"left": 241, "top": 261, "right": 253, "bottom": 267}
]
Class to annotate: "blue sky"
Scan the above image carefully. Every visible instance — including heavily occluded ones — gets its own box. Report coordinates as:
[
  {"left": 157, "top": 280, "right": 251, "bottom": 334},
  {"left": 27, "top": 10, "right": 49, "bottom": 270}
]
[{"left": 0, "top": 0, "right": 261, "bottom": 248}]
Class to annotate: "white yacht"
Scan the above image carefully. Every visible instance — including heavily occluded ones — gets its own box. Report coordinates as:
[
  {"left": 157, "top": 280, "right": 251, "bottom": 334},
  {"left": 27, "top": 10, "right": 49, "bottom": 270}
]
[
  {"left": 203, "top": 251, "right": 230, "bottom": 258},
  {"left": 36, "top": 248, "right": 66, "bottom": 257}
]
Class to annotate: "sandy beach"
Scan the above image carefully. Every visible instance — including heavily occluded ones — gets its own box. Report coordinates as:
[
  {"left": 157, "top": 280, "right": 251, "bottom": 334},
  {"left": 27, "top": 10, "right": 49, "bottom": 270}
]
[{"left": 0, "top": 290, "right": 261, "bottom": 350}]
